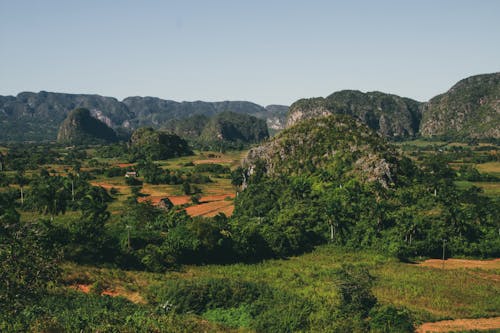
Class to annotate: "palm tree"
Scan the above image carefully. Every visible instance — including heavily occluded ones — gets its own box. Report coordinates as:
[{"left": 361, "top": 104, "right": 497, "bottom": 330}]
[{"left": 14, "top": 171, "right": 27, "bottom": 205}]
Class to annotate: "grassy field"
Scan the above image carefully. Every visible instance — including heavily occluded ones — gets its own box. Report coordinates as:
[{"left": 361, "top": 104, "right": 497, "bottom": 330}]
[
  {"left": 476, "top": 161, "right": 500, "bottom": 177},
  {"left": 61, "top": 245, "right": 500, "bottom": 326},
  {"left": 455, "top": 180, "right": 500, "bottom": 196}
]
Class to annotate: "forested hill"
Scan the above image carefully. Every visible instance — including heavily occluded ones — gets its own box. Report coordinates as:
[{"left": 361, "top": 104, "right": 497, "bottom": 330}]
[
  {"left": 163, "top": 111, "right": 269, "bottom": 146},
  {"left": 287, "top": 91, "right": 422, "bottom": 139},
  {"left": 287, "top": 72, "right": 500, "bottom": 140},
  {"left": 235, "top": 113, "right": 498, "bottom": 259},
  {"left": 420, "top": 72, "right": 500, "bottom": 139},
  {"left": 0, "top": 91, "right": 287, "bottom": 142},
  {"left": 57, "top": 108, "right": 118, "bottom": 145}
]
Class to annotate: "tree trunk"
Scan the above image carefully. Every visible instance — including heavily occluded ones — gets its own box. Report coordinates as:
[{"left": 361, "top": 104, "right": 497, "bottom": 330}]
[
  {"left": 20, "top": 186, "right": 24, "bottom": 205},
  {"left": 330, "top": 223, "right": 334, "bottom": 242}
]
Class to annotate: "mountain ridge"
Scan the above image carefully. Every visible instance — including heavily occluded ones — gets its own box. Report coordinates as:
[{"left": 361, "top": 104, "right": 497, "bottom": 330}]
[{"left": 0, "top": 91, "right": 287, "bottom": 142}]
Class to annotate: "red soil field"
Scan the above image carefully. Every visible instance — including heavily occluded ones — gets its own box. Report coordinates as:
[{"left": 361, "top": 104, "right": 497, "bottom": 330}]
[
  {"left": 185, "top": 200, "right": 234, "bottom": 217},
  {"left": 167, "top": 195, "right": 191, "bottom": 205},
  {"left": 116, "top": 163, "right": 135, "bottom": 168},
  {"left": 138, "top": 193, "right": 234, "bottom": 217}
]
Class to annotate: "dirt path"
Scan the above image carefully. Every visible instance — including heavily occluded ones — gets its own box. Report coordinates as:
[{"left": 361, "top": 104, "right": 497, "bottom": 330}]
[
  {"left": 417, "top": 316, "right": 500, "bottom": 332},
  {"left": 418, "top": 258, "right": 500, "bottom": 270}
]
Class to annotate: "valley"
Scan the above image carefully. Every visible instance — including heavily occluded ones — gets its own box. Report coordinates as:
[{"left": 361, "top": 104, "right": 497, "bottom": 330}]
[{"left": 1, "top": 72, "right": 499, "bottom": 332}]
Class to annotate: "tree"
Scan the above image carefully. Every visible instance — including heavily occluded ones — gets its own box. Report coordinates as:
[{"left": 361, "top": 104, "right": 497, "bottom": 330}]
[
  {"left": 28, "top": 173, "right": 70, "bottom": 219},
  {"left": 0, "top": 193, "right": 60, "bottom": 315},
  {"left": 336, "top": 265, "right": 376, "bottom": 317},
  {"left": 67, "top": 194, "right": 116, "bottom": 263},
  {"left": 14, "top": 170, "right": 28, "bottom": 205},
  {"left": 320, "top": 185, "right": 351, "bottom": 243}
]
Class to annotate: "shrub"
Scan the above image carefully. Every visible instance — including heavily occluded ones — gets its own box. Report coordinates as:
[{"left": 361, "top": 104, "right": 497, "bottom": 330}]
[{"left": 369, "top": 305, "right": 414, "bottom": 333}]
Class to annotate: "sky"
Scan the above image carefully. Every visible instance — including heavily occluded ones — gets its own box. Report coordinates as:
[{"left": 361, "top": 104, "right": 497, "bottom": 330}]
[{"left": 1, "top": 0, "right": 499, "bottom": 106}]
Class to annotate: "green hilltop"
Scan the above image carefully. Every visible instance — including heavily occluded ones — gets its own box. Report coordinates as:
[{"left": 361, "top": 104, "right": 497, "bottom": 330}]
[
  {"left": 287, "top": 90, "right": 422, "bottom": 139},
  {"left": 420, "top": 72, "right": 500, "bottom": 139}
]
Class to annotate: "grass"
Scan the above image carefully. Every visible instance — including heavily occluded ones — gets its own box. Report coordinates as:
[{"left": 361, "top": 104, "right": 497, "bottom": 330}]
[
  {"left": 62, "top": 245, "right": 500, "bottom": 325},
  {"left": 455, "top": 180, "right": 500, "bottom": 196},
  {"left": 396, "top": 139, "right": 448, "bottom": 148},
  {"left": 476, "top": 162, "right": 500, "bottom": 177}
]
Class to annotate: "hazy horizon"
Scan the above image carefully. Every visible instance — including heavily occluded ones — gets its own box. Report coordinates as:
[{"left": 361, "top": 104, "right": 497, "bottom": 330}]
[{"left": 1, "top": 0, "right": 499, "bottom": 106}]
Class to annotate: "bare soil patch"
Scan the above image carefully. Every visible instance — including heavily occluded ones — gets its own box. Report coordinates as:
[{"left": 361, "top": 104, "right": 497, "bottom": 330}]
[
  {"left": 185, "top": 200, "right": 234, "bottom": 217},
  {"left": 70, "top": 284, "right": 144, "bottom": 303},
  {"left": 417, "top": 316, "right": 500, "bottom": 332},
  {"left": 418, "top": 258, "right": 500, "bottom": 270},
  {"left": 116, "top": 163, "right": 135, "bottom": 168},
  {"left": 168, "top": 195, "right": 191, "bottom": 205},
  {"left": 203, "top": 204, "right": 234, "bottom": 217}
]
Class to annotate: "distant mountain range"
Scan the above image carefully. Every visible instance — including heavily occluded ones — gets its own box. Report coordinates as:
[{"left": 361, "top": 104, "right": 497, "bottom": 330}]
[
  {"left": 287, "top": 72, "right": 499, "bottom": 140},
  {"left": 1, "top": 72, "right": 498, "bottom": 142},
  {"left": 0, "top": 92, "right": 287, "bottom": 142}
]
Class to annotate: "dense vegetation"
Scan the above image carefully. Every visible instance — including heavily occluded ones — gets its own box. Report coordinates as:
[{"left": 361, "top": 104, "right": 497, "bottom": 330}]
[
  {"left": 288, "top": 90, "right": 422, "bottom": 138},
  {"left": 163, "top": 111, "right": 269, "bottom": 150},
  {"left": 129, "top": 127, "right": 193, "bottom": 161},
  {"left": 237, "top": 115, "right": 499, "bottom": 259},
  {"left": 287, "top": 72, "right": 500, "bottom": 141}
]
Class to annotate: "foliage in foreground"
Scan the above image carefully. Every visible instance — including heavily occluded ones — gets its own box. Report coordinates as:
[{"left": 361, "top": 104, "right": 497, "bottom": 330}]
[
  {"left": 146, "top": 265, "right": 414, "bottom": 332},
  {"left": 1, "top": 290, "right": 225, "bottom": 333}
]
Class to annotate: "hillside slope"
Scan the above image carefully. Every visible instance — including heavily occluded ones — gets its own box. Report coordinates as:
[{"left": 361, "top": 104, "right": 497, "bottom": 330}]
[
  {"left": 420, "top": 72, "right": 500, "bottom": 139},
  {"left": 57, "top": 108, "right": 118, "bottom": 145},
  {"left": 244, "top": 114, "right": 400, "bottom": 188},
  {"left": 287, "top": 90, "right": 422, "bottom": 139}
]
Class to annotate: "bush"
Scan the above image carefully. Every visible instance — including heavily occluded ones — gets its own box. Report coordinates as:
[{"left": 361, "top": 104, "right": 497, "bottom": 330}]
[
  {"left": 194, "top": 163, "right": 230, "bottom": 174},
  {"left": 369, "top": 305, "right": 414, "bottom": 333},
  {"left": 149, "top": 278, "right": 267, "bottom": 314},
  {"left": 336, "top": 265, "right": 377, "bottom": 317}
]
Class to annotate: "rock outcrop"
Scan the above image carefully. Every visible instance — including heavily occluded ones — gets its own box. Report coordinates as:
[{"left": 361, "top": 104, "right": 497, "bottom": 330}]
[{"left": 57, "top": 108, "right": 118, "bottom": 145}]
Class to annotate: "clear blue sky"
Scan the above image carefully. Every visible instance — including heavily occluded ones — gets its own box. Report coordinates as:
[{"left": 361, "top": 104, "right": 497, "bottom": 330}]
[{"left": 1, "top": 0, "right": 499, "bottom": 106}]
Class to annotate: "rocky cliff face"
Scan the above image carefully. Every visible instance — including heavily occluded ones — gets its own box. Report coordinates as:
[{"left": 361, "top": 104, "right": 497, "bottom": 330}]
[
  {"left": 264, "top": 105, "right": 288, "bottom": 132},
  {"left": 287, "top": 91, "right": 422, "bottom": 139},
  {"left": 420, "top": 73, "right": 500, "bottom": 139},
  {"left": 57, "top": 108, "right": 118, "bottom": 144},
  {"left": 243, "top": 114, "right": 399, "bottom": 188}
]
